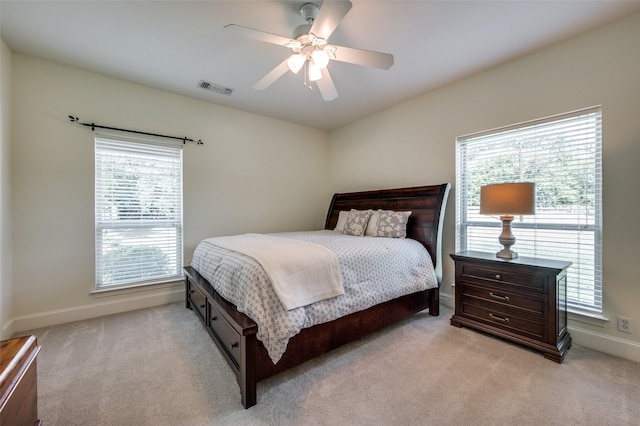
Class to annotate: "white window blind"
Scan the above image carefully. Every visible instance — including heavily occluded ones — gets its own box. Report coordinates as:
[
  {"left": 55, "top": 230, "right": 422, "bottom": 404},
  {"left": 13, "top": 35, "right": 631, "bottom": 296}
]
[
  {"left": 95, "top": 135, "right": 183, "bottom": 289},
  {"left": 455, "top": 107, "right": 602, "bottom": 314}
]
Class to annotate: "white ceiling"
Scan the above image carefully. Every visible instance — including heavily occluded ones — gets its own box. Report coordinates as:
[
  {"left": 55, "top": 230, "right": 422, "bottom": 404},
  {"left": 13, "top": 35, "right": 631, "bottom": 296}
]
[{"left": 2, "top": 1, "right": 639, "bottom": 130}]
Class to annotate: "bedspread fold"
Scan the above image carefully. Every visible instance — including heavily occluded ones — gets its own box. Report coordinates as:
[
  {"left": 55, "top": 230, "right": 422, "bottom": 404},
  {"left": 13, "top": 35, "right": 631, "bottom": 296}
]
[{"left": 203, "top": 233, "right": 344, "bottom": 310}]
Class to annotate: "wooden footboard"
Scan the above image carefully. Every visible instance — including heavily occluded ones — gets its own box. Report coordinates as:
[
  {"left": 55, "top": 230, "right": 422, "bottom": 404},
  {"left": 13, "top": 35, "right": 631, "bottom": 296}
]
[{"left": 185, "top": 266, "right": 259, "bottom": 407}]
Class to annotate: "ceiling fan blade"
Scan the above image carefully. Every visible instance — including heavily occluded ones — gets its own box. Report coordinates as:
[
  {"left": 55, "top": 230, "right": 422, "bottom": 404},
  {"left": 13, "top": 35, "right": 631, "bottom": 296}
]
[
  {"left": 253, "top": 59, "right": 291, "bottom": 90},
  {"left": 316, "top": 68, "right": 338, "bottom": 101},
  {"left": 332, "top": 45, "right": 394, "bottom": 70},
  {"left": 310, "top": 0, "right": 352, "bottom": 40},
  {"left": 224, "top": 24, "right": 291, "bottom": 47}
]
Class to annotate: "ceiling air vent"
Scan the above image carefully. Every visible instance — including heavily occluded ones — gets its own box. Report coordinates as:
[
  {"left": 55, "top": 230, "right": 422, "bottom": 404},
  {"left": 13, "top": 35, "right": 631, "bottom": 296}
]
[{"left": 197, "top": 80, "right": 234, "bottom": 96}]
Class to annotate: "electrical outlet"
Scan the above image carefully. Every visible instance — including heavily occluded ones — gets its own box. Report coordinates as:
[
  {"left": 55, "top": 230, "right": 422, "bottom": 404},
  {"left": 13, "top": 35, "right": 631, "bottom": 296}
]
[{"left": 618, "top": 316, "right": 632, "bottom": 333}]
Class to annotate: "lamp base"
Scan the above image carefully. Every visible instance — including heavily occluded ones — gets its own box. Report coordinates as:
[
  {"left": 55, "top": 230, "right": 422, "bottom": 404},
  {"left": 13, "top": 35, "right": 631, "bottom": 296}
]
[
  {"left": 496, "top": 248, "right": 518, "bottom": 259},
  {"left": 496, "top": 214, "right": 518, "bottom": 260}
]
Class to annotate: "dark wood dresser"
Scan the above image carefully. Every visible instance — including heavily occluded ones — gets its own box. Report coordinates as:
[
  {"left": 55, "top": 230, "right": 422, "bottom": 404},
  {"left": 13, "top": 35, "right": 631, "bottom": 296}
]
[
  {"left": 450, "top": 251, "right": 572, "bottom": 363},
  {"left": 0, "top": 335, "right": 42, "bottom": 426}
]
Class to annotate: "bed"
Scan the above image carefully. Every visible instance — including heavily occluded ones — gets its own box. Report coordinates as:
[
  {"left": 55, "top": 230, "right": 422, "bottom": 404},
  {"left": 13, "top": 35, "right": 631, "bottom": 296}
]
[{"left": 184, "top": 183, "right": 450, "bottom": 408}]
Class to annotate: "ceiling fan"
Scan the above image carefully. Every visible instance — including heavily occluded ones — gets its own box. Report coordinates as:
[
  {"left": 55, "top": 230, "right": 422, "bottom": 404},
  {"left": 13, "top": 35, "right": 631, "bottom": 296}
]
[{"left": 224, "top": 0, "right": 394, "bottom": 101}]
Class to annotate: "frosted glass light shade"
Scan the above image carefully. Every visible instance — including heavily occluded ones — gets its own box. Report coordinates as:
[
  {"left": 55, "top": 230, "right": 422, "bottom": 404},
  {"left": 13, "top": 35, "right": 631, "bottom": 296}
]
[
  {"left": 287, "top": 54, "right": 306, "bottom": 74},
  {"left": 311, "top": 49, "right": 329, "bottom": 69},
  {"left": 308, "top": 63, "right": 322, "bottom": 81}
]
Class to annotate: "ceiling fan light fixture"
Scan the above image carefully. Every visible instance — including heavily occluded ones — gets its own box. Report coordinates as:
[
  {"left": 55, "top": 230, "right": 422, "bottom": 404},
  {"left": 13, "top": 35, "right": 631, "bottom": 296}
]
[
  {"left": 225, "top": 0, "right": 392, "bottom": 101},
  {"left": 311, "top": 49, "right": 329, "bottom": 69},
  {"left": 287, "top": 53, "right": 306, "bottom": 73},
  {"left": 308, "top": 62, "right": 322, "bottom": 81}
]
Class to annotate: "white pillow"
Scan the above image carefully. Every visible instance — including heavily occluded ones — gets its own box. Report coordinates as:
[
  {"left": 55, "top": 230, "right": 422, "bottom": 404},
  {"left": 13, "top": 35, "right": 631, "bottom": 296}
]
[
  {"left": 334, "top": 210, "right": 349, "bottom": 232},
  {"left": 365, "top": 211, "right": 381, "bottom": 236}
]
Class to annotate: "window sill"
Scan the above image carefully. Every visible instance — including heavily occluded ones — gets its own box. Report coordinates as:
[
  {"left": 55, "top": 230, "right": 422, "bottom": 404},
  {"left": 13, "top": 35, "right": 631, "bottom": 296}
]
[
  {"left": 568, "top": 309, "right": 609, "bottom": 328},
  {"left": 91, "top": 277, "right": 184, "bottom": 298}
]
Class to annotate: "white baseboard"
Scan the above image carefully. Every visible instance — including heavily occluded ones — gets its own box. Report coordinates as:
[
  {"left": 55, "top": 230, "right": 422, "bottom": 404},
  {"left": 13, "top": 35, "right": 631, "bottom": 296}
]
[
  {"left": 12, "top": 287, "right": 185, "bottom": 333},
  {"left": 568, "top": 324, "right": 640, "bottom": 363},
  {"left": 439, "top": 292, "right": 640, "bottom": 363},
  {"left": 2, "top": 318, "right": 15, "bottom": 340},
  {"left": 440, "top": 292, "right": 454, "bottom": 310}
]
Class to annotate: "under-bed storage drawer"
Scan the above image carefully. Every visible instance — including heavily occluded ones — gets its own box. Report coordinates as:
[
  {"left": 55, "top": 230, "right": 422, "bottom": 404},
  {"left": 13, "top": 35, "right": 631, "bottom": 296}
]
[
  {"left": 187, "top": 278, "right": 207, "bottom": 324},
  {"left": 208, "top": 301, "right": 242, "bottom": 367}
]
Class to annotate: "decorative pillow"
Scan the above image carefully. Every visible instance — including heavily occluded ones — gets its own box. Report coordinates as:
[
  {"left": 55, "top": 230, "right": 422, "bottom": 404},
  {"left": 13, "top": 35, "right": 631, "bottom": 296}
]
[
  {"left": 333, "top": 210, "right": 349, "bottom": 232},
  {"left": 365, "top": 210, "right": 381, "bottom": 236},
  {"left": 342, "top": 209, "right": 373, "bottom": 236},
  {"left": 373, "top": 210, "right": 412, "bottom": 238}
]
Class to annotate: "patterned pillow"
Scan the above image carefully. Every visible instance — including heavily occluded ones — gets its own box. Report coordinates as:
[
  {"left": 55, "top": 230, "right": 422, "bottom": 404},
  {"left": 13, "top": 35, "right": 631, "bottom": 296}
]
[
  {"left": 342, "top": 209, "right": 373, "bottom": 236},
  {"left": 373, "top": 210, "right": 412, "bottom": 238}
]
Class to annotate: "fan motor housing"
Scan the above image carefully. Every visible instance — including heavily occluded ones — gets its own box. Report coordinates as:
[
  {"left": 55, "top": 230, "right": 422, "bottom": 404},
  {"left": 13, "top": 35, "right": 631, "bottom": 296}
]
[{"left": 300, "top": 3, "right": 319, "bottom": 23}]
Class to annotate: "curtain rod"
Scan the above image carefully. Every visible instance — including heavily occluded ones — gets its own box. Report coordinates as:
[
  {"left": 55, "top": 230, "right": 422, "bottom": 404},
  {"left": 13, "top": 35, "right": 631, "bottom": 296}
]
[{"left": 68, "top": 115, "right": 204, "bottom": 145}]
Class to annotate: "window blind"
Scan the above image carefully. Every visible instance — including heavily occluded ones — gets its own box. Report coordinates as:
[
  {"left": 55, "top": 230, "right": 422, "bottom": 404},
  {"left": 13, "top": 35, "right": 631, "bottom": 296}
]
[
  {"left": 95, "top": 135, "right": 183, "bottom": 288},
  {"left": 455, "top": 107, "right": 602, "bottom": 314}
]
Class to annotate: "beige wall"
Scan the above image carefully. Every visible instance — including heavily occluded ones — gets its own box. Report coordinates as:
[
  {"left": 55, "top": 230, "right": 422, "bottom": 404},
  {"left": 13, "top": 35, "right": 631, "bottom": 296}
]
[
  {"left": 10, "top": 55, "right": 330, "bottom": 330},
  {"left": 329, "top": 12, "right": 640, "bottom": 361},
  {"left": 1, "top": 39, "right": 13, "bottom": 339}
]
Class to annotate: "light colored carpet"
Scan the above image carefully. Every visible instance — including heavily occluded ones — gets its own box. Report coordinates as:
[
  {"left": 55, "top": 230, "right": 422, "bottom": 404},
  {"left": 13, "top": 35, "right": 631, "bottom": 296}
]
[{"left": 21, "top": 302, "right": 640, "bottom": 425}]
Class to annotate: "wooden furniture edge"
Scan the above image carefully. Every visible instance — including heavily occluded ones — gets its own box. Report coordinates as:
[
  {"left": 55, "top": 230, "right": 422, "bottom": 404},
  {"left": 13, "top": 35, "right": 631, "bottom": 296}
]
[{"left": 0, "top": 335, "right": 42, "bottom": 425}]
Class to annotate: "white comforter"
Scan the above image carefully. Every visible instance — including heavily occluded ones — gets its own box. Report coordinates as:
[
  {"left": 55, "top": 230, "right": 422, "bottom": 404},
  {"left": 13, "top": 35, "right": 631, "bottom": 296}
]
[
  {"left": 202, "top": 234, "right": 344, "bottom": 310},
  {"left": 190, "top": 230, "right": 438, "bottom": 363}
]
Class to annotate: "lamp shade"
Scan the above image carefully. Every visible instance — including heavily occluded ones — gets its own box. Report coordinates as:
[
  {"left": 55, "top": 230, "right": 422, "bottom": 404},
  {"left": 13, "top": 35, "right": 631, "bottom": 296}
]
[
  {"left": 480, "top": 182, "right": 535, "bottom": 216},
  {"left": 308, "top": 63, "right": 322, "bottom": 81},
  {"left": 311, "top": 49, "right": 330, "bottom": 69},
  {"left": 287, "top": 54, "right": 306, "bottom": 74}
]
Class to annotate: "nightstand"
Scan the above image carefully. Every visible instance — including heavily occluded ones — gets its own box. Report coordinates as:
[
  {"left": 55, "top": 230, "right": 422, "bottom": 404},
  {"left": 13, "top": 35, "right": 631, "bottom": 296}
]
[{"left": 450, "top": 251, "right": 572, "bottom": 363}]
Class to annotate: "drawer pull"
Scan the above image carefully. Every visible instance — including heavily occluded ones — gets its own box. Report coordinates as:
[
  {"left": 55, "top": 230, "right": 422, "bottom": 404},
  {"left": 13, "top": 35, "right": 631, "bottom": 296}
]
[
  {"left": 494, "top": 274, "right": 502, "bottom": 280},
  {"left": 211, "top": 316, "right": 218, "bottom": 321},
  {"left": 489, "top": 313, "right": 509, "bottom": 323},
  {"left": 190, "top": 289, "right": 195, "bottom": 294},
  {"left": 200, "top": 304, "right": 205, "bottom": 309},
  {"left": 489, "top": 292, "right": 510, "bottom": 302},
  {"left": 231, "top": 342, "right": 239, "bottom": 349}
]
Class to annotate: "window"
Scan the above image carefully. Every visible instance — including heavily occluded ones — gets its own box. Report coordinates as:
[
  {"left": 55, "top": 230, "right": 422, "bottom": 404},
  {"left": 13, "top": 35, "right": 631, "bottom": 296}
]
[
  {"left": 95, "top": 135, "right": 183, "bottom": 289},
  {"left": 455, "top": 107, "right": 602, "bottom": 315}
]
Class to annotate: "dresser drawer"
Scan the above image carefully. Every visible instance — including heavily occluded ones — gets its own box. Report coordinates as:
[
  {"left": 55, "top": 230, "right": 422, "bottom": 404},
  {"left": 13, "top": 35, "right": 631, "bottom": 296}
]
[
  {"left": 187, "top": 278, "right": 207, "bottom": 324},
  {"left": 461, "top": 302, "right": 545, "bottom": 340},
  {"left": 461, "top": 263, "right": 547, "bottom": 293},
  {"left": 208, "top": 301, "right": 242, "bottom": 367},
  {"left": 461, "top": 282, "right": 546, "bottom": 316}
]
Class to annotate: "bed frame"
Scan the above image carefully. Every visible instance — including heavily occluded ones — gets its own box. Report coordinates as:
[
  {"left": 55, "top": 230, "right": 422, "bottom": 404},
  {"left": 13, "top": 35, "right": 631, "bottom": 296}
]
[{"left": 184, "top": 183, "right": 450, "bottom": 408}]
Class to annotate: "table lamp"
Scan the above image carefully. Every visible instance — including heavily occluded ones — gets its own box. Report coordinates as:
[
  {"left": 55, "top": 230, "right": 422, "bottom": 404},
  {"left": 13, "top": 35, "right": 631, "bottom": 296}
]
[{"left": 480, "top": 182, "right": 535, "bottom": 259}]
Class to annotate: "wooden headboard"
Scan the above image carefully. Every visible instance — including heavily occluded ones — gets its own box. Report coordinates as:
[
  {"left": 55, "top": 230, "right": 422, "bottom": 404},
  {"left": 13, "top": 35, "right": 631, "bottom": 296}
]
[{"left": 324, "top": 183, "right": 451, "bottom": 282}]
